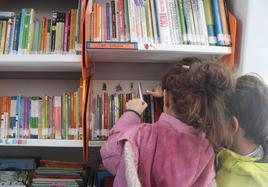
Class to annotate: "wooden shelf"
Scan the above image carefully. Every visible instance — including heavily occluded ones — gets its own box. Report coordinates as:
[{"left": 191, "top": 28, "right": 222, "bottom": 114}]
[
  {"left": 87, "top": 43, "right": 231, "bottom": 63},
  {"left": 0, "top": 55, "right": 81, "bottom": 72}
]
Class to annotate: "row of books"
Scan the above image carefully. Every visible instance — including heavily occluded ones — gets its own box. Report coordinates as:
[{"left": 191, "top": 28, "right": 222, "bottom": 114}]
[
  {"left": 0, "top": 90, "right": 82, "bottom": 140},
  {"left": 0, "top": 158, "right": 88, "bottom": 187},
  {"left": 32, "top": 160, "right": 88, "bottom": 187},
  {"left": 86, "top": 0, "right": 231, "bottom": 46},
  {"left": 89, "top": 91, "right": 163, "bottom": 140},
  {"left": 0, "top": 0, "right": 81, "bottom": 55}
]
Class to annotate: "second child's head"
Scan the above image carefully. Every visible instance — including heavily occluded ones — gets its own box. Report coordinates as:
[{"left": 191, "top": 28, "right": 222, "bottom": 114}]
[
  {"left": 225, "top": 75, "right": 268, "bottom": 154},
  {"left": 162, "top": 58, "right": 234, "bottom": 147}
]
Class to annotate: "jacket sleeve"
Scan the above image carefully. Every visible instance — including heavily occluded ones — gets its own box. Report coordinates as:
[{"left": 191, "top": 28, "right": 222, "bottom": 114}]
[{"left": 100, "top": 111, "right": 141, "bottom": 175}]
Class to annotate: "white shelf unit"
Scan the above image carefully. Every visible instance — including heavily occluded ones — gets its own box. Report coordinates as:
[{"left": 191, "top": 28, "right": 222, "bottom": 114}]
[
  {"left": 87, "top": 44, "right": 231, "bottom": 63},
  {"left": 0, "top": 55, "right": 81, "bottom": 72},
  {"left": 0, "top": 0, "right": 83, "bottom": 160},
  {"left": 0, "top": 139, "right": 105, "bottom": 147}
]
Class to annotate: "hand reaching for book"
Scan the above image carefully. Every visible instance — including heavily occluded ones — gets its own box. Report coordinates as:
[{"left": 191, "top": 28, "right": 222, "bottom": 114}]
[
  {"left": 146, "top": 85, "right": 163, "bottom": 98},
  {"left": 126, "top": 98, "right": 148, "bottom": 116}
]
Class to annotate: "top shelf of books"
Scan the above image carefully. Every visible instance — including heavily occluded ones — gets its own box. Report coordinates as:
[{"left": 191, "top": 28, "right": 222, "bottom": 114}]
[{"left": 85, "top": 0, "right": 234, "bottom": 63}]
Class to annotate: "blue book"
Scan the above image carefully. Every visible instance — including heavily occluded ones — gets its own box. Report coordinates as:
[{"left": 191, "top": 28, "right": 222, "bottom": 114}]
[
  {"left": 18, "top": 9, "right": 25, "bottom": 53},
  {"left": 211, "top": 0, "right": 225, "bottom": 45},
  {"left": 10, "top": 96, "right": 17, "bottom": 138},
  {"left": 106, "top": 2, "right": 111, "bottom": 41},
  {"left": 13, "top": 13, "right": 21, "bottom": 52}
]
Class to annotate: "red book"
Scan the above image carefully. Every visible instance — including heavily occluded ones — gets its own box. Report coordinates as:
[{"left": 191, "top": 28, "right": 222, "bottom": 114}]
[{"left": 118, "top": 0, "right": 125, "bottom": 41}]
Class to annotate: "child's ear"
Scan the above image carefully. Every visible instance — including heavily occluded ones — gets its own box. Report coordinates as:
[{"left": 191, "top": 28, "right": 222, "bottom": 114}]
[
  {"left": 163, "top": 89, "right": 170, "bottom": 108},
  {"left": 231, "top": 116, "right": 240, "bottom": 134}
]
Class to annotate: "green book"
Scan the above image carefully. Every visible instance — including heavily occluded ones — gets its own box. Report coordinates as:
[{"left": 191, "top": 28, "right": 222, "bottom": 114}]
[{"left": 177, "top": 0, "right": 187, "bottom": 44}]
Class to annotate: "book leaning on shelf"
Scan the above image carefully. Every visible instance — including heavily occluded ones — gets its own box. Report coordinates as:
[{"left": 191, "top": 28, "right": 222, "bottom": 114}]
[
  {"left": 0, "top": 0, "right": 83, "bottom": 55},
  {"left": 86, "top": 0, "right": 232, "bottom": 49},
  {"left": 0, "top": 86, "right": 82, "bottom": 140}
]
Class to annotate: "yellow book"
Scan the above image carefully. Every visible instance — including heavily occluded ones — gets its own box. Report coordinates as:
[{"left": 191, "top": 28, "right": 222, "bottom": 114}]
[{"left": 0, "top": 21, "right": 7, "bottom": 54}]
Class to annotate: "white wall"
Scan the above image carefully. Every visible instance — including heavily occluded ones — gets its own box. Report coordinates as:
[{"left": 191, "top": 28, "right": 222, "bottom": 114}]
[{"left": 230, "top": 0, "right": 268, "bottom": 82}]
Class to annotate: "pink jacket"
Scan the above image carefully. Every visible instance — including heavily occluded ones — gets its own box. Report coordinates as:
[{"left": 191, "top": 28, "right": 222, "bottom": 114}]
[{"left": 100, "top": 112, "right": 215, "bottom": 187}]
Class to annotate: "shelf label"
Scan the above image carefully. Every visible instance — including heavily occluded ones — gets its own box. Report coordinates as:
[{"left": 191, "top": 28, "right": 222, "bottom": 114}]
[{"left": 86, "top": 42, "right": 138, "bottom": 49}]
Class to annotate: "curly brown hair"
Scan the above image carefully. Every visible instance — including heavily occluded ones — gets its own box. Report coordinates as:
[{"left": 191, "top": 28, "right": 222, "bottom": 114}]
[{"left": 162, "top": 58, "right": 234, "bottom": 147}]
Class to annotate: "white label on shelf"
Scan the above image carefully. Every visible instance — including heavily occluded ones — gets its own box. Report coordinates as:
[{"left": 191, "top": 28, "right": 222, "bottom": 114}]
[{"left": 30, "top": 128, "right": 38, "bottom": 135}]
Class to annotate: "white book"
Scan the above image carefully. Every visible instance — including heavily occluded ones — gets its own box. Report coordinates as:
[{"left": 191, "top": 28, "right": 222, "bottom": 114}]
[
  {"left": 191, "top": 0, "right": 201, "bottom": 45},
  {"left": 187, "top": 0, "right": 197, "bottom": 44},
  {"left": 27, "top": 9, "right": 34, "bottom": 54},
  {"left": 128, "top": 0, "right": 138, "bottom": 42},
  {"left": 134, "top": 0, "right": 142, "bottom": 43},
  {"left": 166, "top": 0, "right": 175, "bottom": 44},
  {"left": 9, "top": 17, "right": 16, "bottom": 54},
  {"left": 155, "top": 0, "right": 171, "bottom": 44},
  {"left": 198, "top": 0, "right": 209, "bottom": 45},
  {"left": 140, "top": 0, "right": 148, "bottom": 43}
]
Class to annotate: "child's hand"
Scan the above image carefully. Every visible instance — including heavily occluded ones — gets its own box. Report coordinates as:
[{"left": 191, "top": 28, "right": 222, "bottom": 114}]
[
  {"left": 126, "top": 98, "right": 148, "bottom": 116},
  {"left": 146, "top": 85, "right": 163, "bottom": 98}
]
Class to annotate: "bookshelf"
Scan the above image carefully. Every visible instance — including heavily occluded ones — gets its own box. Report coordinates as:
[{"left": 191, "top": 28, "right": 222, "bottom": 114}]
[
  {"left": 0, "top": 0, "right": 86, "bottom": 165},
  {"left": 83, "top": 0, "right": 237, "bottom": 155}
]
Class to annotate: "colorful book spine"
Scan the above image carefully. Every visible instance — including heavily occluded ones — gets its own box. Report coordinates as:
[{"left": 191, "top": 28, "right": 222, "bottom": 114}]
[
  {"left": 218, "top": 0, "right": 231, "bottom": 45},
  {"left": 211, "top": 0, "right": 224, "bottom": 45}
]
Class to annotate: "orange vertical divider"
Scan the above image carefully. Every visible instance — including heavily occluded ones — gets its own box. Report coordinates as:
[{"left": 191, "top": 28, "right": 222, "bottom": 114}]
[
  {"left": 81, "top": 0, "right": 92, "bottom": 161},
  {"left": 227, "top": 11, "right": 237, "bottom": 69}
]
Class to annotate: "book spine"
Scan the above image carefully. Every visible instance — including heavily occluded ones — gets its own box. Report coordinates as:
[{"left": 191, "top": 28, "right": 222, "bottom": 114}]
[
  {"left": 118, "top": 0, "right": 125, "bottom": 41},
  {"left": 123, "top": 0, "right": 130, "bottom": 42},
  {"left": 70, "top": 9, "right": 77, "bottom": 53},
  {"left": 4, "top": 18, "right": 12, "bottom": 54},
  {"left": 211, "top": 0, "right": 224, "bottom": 45},
  {"left": 128, "top": 0, "right": 138, "bottom": 42},
  {"left": 155, "top": 0, "right": 171, "bottom": 44},
  {"left": 51, "top": 11, "right": 57, "bottom": 53},
  {"left": 150, "top": 0, "right": 160, "bottom": 43},
  {"left": 177, "top": 0, "right": 187, "bottom": 44},
  {"left": 198, "top": 0, "right": 209, "bottom": 45},
  {"left": 64, "top": 13, "right": 69, "bottom": 53},
  {"left": 182, "top": 0, "right": 193, "bottom": 44},
  {"left": 144, "top": 0, "right": 153, "bottom": 43},
  {"left": 46, "top": 19, "right": 51, "bottom": 54},
  {"left": 218, "top": 0, "right": 231, "bottom": 45},
  {"left": 187, "top": 0, "right": 197, "bottom": 44},
  {"left": 27, "top": 9, "right": 34, "bottom": 54},
  {"left": 191, "top": 0, "right": 201, "bottom": 44},
  {"left": 0, "top": 21, "right": 7, "bottom": 54},
  {"left": 75, "top": 0, "right": 81, "bottom": 52},
  {"left": 18, "top": 9, "right": 25, "bottom": 54}
]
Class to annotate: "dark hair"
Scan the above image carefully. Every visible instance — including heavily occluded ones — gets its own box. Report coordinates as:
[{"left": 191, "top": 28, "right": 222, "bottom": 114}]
[
  {"left": 225, "top": 74, "right": 268, "bottom": 150},
  {"left": 162, "top": 58, "right": 234, "bottom": 147}
]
